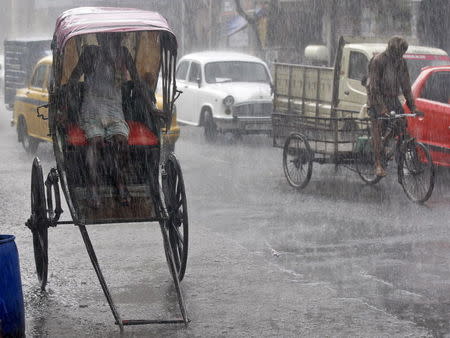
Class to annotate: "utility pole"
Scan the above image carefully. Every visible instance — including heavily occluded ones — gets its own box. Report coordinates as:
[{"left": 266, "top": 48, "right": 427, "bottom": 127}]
[
  {"left": 181, "top": 0, "right": 185, "bottom": 56},
  {"left": 208, "top": 0, "right": 212, "bottom": 49},
  {"left": 410, "top": 0, "right": 421, "bottom": 41}
]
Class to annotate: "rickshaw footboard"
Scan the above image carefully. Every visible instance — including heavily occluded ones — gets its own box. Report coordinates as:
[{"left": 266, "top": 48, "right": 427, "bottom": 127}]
[{"left": 117, "top": 319, "right": 188, "bottom": 326}]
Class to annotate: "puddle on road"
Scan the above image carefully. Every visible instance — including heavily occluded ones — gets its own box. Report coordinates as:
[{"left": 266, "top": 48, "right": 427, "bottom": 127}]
[{"left": 263, "top": 232, "right": 450, "bottom": 337}]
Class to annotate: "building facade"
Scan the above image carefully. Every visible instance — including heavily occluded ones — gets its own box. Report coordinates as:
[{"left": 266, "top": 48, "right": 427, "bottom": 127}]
[{"left": 3, "top": 0, "right": 448, "bottom": 63}]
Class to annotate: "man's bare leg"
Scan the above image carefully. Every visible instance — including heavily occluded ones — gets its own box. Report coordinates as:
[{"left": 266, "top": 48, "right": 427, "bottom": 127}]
[
  {"left": 111, "top": 134, "right": 130, "bottom": 205},
  {"left": 86, "top": 136, "right": 104, "bottom": 208},
  {"left": 371, "top": 119, "right": 386, "bottom": 177}
]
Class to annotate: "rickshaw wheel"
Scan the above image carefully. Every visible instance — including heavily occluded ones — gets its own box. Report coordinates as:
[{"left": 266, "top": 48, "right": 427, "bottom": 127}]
[
  {"left": 162, "top": 153, "right": 189, "bottom": 281},
  {"left": 30, "top": 158, "right": 48, "bottom": 290},
  {"left": 398, "top": 141, "right": 435, "bottom": 203},
  {"left": 283, "top": 133, "right": 313, "bottom": 189}
]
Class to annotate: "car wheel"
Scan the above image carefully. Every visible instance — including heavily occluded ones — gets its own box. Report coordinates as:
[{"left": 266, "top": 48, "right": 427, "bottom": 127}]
[
  {"left": 18, "top": 118, "right": 39, "bottom": 154},
  {"left": 203, "top": 110, "right": 218, "bottom": 143}
]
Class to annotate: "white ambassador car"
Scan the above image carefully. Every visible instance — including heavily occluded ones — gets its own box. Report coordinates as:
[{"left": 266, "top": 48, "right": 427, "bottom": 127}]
[{"left": 175, "top": 51, "right": 273, "bottom": 141}]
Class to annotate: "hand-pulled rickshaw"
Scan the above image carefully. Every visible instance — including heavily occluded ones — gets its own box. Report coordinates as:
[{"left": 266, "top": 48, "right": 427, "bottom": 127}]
[{"left": 26, "top": 7, "right": 188, "bottom": 329}]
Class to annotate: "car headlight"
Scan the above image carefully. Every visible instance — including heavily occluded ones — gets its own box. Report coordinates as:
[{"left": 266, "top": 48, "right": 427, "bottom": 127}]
[{"left": 223, "top": 95, "right": 234, "bottom": 106}]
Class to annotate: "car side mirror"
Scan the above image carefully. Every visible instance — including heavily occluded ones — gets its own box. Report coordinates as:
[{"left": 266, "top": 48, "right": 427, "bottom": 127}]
[
  {"left": 197, "top": 77, "right": 201, "bottom": 88},
  {"left": 270, "top": 82, "right": 274, "bottom": 95}
]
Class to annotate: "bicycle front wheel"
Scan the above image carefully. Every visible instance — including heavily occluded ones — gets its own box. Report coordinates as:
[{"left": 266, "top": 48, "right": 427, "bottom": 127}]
[{"left": 398, "top": 141, "right": 435, "bottom": 203}]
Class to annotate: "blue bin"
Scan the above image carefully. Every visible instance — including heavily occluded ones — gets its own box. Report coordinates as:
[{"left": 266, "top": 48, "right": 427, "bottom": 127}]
[{"left": 0, "top": 235, "right": 25, "bottom": 337}]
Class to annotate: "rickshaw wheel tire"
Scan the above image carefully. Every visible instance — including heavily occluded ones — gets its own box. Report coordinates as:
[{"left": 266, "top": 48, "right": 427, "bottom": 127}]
[
  {"left": 19, "top": 119, "right": 39, "bottom": 154},
  {"left": 398, "top": 141, "right": 435, "bottom": 204},
  {"left": 203, "top": 110, "right": 218, "bottom": 143},
  {"left": 30, "top": 157, "right": 49, "bottom": 290},
  {"left": 162, "top": 153, "right": 189, "bottom": 281},
  {"left": 283, "top": 133, "right": 313, "bottom": 190}
]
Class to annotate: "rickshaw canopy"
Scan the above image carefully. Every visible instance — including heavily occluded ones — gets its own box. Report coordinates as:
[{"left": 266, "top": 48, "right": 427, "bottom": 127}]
[
  {"left": 49, "top": 7, "right": 178, "bottom": 131},
  {"left": 53, "top": 7, "right": 177, "bottom": 53}
]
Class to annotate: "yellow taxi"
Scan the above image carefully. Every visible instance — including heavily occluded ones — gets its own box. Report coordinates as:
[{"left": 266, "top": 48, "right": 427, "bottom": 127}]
[{"left": 11, "top": 55, "right": 180, "bottom": 153}]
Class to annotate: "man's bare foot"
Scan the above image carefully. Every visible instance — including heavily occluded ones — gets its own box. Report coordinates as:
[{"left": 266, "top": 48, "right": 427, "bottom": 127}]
[{"left": 375, "top": 166, "right": 387, "bottom": 177}]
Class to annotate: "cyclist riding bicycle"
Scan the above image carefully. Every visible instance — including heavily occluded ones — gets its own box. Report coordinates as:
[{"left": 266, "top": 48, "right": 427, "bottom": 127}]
[{"left": 365, "top": 36, "right": 416, "bottom": 177}]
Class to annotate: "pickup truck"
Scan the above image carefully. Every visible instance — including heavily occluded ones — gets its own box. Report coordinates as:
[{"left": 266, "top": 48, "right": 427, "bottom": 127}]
[{"left": 272, "top": 36, "right": 450, "bottom": 147}]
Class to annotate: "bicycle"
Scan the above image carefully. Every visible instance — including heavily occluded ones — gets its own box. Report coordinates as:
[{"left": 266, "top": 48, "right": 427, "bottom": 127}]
[{"left": 356, "top": 110, "right": 435, "bottom": 203}]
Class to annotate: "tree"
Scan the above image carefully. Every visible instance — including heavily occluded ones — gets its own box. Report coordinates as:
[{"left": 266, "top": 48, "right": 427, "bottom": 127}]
[
  {"left": 233, "top": 0, "right": 276, "bottom": 57},
  {"left": 182, "top": 0, "right": 204, "bottom": 52}
]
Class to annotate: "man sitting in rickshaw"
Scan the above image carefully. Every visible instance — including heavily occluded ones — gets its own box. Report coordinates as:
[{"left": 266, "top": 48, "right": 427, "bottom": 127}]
[{"left": 68, "top": 32, "right": 154, "bottom": 208}]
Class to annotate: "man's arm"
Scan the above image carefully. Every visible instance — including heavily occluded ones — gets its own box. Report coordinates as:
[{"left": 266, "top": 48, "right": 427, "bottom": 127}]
[
  {"left": 122, "top": 47, "right": 162, "bottom": 115},
  {"left": 68, "top": 50, "right": 86, "bottom": 84},
  {"left": 122, "top": 47, "right": 140, "bottom": 83},
  {"left": 399, "top": 60, "right": 415, "bottom": 112}
]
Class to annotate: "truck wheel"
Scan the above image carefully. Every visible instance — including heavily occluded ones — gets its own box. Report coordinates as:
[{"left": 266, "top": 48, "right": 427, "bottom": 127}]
[
  {"left": 18, "top": 119, "right": 39, "bottom": 154},
  {"left": 203, "top": 110, "right": 218, "bottom": 143}
]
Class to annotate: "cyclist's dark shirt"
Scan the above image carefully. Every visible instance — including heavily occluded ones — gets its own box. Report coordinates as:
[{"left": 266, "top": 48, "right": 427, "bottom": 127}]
[{"left": 367, "top": 38, "right": 415, "bottom": 114}]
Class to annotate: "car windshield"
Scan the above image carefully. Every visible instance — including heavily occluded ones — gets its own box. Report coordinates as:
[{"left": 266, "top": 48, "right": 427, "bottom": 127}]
[
  {"left": 204, "top": 61, "right": 270, "bottom": 84},
  {"left": 405, "top": 55, "right": 450, "bottom": 82}
]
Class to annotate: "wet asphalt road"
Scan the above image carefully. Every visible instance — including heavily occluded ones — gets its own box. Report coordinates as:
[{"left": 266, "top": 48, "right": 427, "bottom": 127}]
[{"left": 1, "top": 104, "right": 450, "bottom": 337}]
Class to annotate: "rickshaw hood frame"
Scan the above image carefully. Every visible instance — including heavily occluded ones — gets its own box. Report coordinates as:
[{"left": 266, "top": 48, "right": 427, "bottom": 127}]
[{"left": 52, "top": 7, "right": 177, "bottom": 54}]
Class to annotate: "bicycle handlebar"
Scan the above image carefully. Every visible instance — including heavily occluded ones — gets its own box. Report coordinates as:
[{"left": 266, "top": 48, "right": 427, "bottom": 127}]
[{"left": 378, "top": 110, "right": 424, "bottom": 120}]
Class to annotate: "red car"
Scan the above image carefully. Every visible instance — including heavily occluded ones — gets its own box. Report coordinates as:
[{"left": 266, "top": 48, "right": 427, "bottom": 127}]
[{"left": 405, "top": 66, "right": 450, "bottom": 167}]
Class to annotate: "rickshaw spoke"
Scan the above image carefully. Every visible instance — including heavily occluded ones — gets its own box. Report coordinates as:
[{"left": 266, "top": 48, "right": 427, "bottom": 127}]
[
  {"left": 173, "top": 226, "right": 184, "bottom": 247},
  {"left": 176, "top": 181, "right": 182, "bottom": 201},
  {"left": 175, "top": 197, "right": 183, "bottom": 211}
]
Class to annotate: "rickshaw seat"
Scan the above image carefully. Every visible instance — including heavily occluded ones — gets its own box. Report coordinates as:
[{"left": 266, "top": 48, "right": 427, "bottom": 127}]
[
  {"left": 127, "top": 121, "right": 159, "bottom": 145},
  {"left": 66, "top": 122, "right": 159, "bottom": 146},
  {"left": 67, "top": 124, "right": 88, "bottom": 146}
]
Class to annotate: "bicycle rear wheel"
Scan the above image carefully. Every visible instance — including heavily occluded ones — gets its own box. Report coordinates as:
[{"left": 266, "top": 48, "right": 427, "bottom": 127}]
[
  {"left": 355, "top": 148, "right": 383, "bottom": 185},
  {"left": 282, "top": 133, "right": 313, "bottom": 189},
  {"left": 398, "top": 141, "right": 435, "bottom": 203}
]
